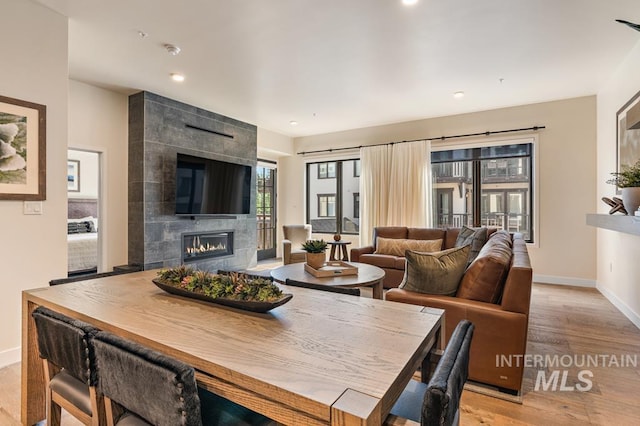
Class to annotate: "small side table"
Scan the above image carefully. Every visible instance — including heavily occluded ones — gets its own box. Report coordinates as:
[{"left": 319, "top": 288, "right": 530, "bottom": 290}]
[{"left": 328, "top": 241, "right": 352, "bottom": 261}]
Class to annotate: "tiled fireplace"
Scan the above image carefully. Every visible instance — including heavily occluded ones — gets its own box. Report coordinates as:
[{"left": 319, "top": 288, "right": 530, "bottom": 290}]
[
  {"left": 128, "top": 92, "right": 257, "bottom": 271},
  {"left": 182, "top": 231, "right": 233, "bottom": 263}
]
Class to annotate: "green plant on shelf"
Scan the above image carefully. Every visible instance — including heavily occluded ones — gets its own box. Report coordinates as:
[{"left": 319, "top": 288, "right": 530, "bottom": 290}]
[{"left": 607, "top": 160, "right": 640, "bottom": 188}]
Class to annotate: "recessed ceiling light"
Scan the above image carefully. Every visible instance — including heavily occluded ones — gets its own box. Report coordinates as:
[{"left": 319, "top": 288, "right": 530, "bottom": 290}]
[
  {"left": 402, "top": 0, "right": 418, "bottom": 5},
  {"left": 453, "top": 91, "right": 465, "bottom": 99},
  {"left": 289, "top": 121, "right": 299, "bottom": 126},
  {"left": 170, "top": 73, "right": 185, "bottom": 82}
]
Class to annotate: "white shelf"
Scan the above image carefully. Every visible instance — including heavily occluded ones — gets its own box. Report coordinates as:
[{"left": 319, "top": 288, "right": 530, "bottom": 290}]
[{"left": 586, "top": 214, "right": 640, "bottom": 236}]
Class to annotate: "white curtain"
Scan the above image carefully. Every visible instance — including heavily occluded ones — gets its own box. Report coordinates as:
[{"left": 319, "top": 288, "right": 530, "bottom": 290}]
[
  {"left": 360, "top": 145, "right": 393, "bottom": 246},
  {"left": 359, "top": 140, "right": 432, "bottom": 246}
]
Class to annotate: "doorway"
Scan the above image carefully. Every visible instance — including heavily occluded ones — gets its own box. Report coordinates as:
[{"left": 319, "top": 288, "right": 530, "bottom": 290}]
[
  {"left": 256, "top": 160, "right": 277, "bottom": 260},
  {"left": 67, "top": 149, "right": 102, "bottom": 275}
]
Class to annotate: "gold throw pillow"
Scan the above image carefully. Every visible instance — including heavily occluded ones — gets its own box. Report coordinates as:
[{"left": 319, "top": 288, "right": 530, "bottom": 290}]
[{"left": 375, "top": 237, "right": 443, "bottom": 257}]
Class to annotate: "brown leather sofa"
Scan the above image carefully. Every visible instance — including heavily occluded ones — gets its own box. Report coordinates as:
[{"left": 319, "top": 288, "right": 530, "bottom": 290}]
[
  {"left": 352, "top": 226, "right": 498, "bottom": 289},
  {"left": 378, "top": 228, "right": 532, "bottom": 394}
]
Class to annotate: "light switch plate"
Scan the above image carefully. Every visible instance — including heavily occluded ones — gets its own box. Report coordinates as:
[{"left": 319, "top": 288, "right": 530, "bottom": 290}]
[{"left": 23, "top": 201, "right": 43, "bottom": 215}]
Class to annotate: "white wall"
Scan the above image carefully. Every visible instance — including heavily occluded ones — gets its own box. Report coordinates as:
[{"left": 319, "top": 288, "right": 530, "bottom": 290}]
[
  {"left": 288, "top": 96, "right": 598, "bottom": 284},
  {"left": 67, "top": 149, "right": 99, "bottom": 199},
  {"left": 257, "top": 128, "right": 294, "bottom": 161},
  {"left": 257, "top": 128, "right": 295, "bottom": 257},
  {"left": 596, "top": 41, "right": 640, "bottom": 328},
  {"left": 0, "top": 1, "right": 68, "bottom": 367},
  {"left": 68, "top": 80, "right": 129, "bottom": 272}
]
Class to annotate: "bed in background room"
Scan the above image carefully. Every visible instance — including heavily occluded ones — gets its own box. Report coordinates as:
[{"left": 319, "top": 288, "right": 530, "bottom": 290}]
[{"left": 67, "top": 198, "right": 98, "bottom": 275}]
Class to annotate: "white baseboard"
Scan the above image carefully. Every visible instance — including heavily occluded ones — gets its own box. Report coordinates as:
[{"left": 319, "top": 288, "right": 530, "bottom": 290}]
[
  {"left": 533, "top": 274, "right": 596, "bottom": 287},
  {"left": 596, "top": 284, "right": 640, "bottom": 330},
  {"left": 0, "top": 346, "right": 20, "bottom": 369}
]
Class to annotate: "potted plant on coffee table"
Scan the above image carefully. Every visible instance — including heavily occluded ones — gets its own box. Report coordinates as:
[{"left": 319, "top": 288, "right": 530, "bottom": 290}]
[
  {"left": 301, "top": 239, "right": 328, "bottom": 269},
  {"left": 607, "top": 159, "right": 640, "bottom": 214}
]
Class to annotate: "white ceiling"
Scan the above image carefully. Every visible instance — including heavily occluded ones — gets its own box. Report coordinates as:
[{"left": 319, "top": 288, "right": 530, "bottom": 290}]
[{"left": 35, "top": 0, "right": 640, "bottom": 137}]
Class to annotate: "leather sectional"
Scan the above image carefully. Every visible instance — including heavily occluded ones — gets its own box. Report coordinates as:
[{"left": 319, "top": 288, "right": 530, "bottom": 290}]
[{"left": 353, "top": 227, "right": 533, "bottom": 393}]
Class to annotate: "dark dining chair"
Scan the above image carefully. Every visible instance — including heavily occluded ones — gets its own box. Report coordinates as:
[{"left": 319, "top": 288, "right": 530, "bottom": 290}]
[
  {"left": 285, "top": 278, "right": 361, "bottom": 296},
  {"left": 92, "top": 330, "right": 276, "bottom": 426},
  {"left": 387, "top": 320, "right": 475, "bottom": 426},
  {"left": 32, "top": 306, "right": 102, "bottom": 426}
]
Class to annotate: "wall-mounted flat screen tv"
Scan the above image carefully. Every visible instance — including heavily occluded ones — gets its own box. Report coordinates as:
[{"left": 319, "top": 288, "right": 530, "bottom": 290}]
[{"left": 175, "top": 153, "right": 252, "bottom": 215}]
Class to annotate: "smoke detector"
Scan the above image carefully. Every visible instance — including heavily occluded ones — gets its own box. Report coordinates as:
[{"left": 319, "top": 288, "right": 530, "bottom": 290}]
[{"left": 164, "top": 44, "right": 181, "bottom": 56}]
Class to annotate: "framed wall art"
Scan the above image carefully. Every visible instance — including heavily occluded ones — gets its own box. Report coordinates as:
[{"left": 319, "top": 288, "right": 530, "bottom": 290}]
[
  {"left": 67, "top": 160, "right": 80, "bottom": 192},
  {"left": 0, "top": 95, "right": 46, "bottom": 200},
  {"left": 617, "top": 88, "right": 640, "bottom": 177}
]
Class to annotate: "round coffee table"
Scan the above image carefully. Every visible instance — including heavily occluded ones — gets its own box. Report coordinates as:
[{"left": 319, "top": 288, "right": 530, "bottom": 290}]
[{"left": 270, "top": 262, "right": 385, "bottom": 299}]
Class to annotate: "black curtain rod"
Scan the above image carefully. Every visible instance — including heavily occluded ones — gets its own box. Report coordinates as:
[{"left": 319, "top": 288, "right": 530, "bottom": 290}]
[{"left": 296, "top": 125, "right": 546, "bottom": 155}]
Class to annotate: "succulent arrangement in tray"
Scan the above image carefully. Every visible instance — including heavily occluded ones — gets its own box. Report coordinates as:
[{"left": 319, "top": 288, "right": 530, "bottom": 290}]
[{"left": 153, "top": 265, "right": 292, "bottom": 312}]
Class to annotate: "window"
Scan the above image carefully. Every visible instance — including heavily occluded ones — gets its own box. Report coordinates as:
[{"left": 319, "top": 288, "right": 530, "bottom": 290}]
[
  {"left": 317, "top": 194, "right": 336, "bottom": 217},
  {"left": 353, "top": 193, "right": 360, "bottom": 218},
  {"left": 431, "top": 143, "right": 533, "bottom": 241},
  {"left": 256, "top": 161, "right": 277, "bottom": 260},
  {"left": 317, "top": 162, "right": 336, "bottom": 179},
  {"left": 307, "top": 159, "right": 360, "bottom": 234}
]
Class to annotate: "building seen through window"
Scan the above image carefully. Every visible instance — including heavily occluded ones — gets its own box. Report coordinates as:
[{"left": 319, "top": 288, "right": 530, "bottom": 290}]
[
  {"left": 307, "top": 160, "right": 360, "bottom": 234},
  {"left": 431, "top": 143, "right": 533, "bottom": 241}
]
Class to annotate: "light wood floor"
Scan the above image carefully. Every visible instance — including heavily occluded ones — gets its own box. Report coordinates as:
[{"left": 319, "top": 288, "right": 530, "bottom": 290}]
[
  {"left": 460, "top": 283, "right": 640, "bottom": 425},
  {"left": 2, "top": 282, "right": 639, "bottom": 425}
]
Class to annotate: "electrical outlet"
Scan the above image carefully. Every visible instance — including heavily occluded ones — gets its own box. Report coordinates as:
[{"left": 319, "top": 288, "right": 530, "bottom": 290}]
[{"left": 23, "top": 201, "right": 43, "bottom": 215}]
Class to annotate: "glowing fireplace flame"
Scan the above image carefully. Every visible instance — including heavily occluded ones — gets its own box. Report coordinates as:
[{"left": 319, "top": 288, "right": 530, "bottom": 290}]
[{"left": 184, "top": 234, "right": 228, "bottom": 257}]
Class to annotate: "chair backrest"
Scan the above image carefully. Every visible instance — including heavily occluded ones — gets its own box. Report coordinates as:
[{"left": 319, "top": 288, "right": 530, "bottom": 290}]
[
  {"left": 422, "top": 320, "right": 474, "bottom": 425},
  {"left": 32, "top": 306, "right": 98, "bottom": 385},
  {"left": 285, "top": 278, "right": 361, "bottom": 296},
  {"left": 282, "top": 225, "right": 312, "bottom": 245},
  {"left": 93, "top": 331, "right": 203, "bottom": 426}
]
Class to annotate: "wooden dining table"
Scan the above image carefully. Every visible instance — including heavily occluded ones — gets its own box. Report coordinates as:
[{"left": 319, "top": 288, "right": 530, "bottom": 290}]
[{"left": 22, "top": 270, "right": 443, "bottom": 426}]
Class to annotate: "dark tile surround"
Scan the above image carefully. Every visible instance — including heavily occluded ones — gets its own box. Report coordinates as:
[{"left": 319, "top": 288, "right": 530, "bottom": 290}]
[{"left": 128, "top": 91, "right": 257, "bottom": 271}]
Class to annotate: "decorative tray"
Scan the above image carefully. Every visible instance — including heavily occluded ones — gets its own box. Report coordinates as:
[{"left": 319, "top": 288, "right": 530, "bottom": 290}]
[
  {"left": 151, "top": 279, "right": 293, "bottom": 313},
  {"left": 304, "top": 261, "right": 358, "bottom": 278}
]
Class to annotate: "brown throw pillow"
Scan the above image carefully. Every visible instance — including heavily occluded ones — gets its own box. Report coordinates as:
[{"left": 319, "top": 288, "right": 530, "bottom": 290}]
[
  {"left": 455, "top": 226, "right": 488, "bottom": 267},
  {"left": 399, "top": 245, "right": 471, "bottom": 296},
  {"left": 456, "top": 232, "right": 512, "bottom": 303},
  {"left": 489, "top": 229, "right": 512, "bottom": 246},
  {"left": 375, "top": 237, "right": 442, "bottom": 257}
]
